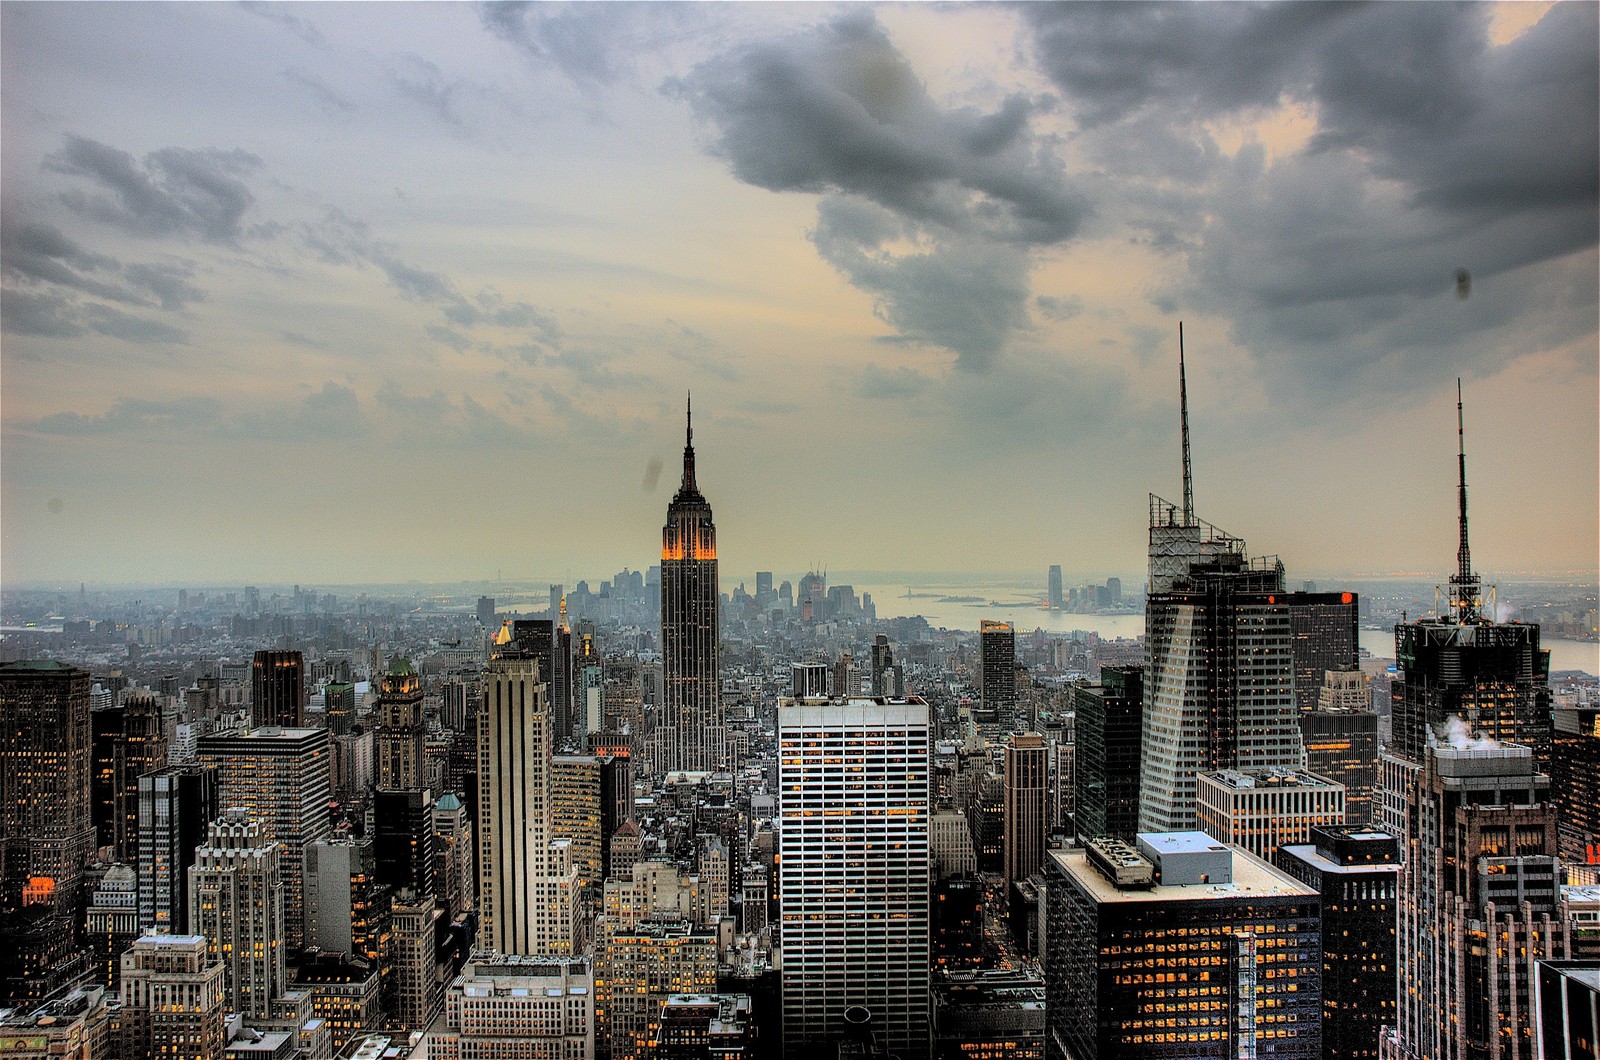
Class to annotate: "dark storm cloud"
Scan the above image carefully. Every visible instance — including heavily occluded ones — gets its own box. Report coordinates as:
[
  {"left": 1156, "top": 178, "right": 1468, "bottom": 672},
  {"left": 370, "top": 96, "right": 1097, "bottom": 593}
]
[
  {"left": 676, "top": 11, "right": 1082, "bottom": 370},
  {"left": 1024, "top": 2, "right": 1599, "bottom": 397},
  {"left": 46, "top": 135, "right": 261, "bottom": 244}
]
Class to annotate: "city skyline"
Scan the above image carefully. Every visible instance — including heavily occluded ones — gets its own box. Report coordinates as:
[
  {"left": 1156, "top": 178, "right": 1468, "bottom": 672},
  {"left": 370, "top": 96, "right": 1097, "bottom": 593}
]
[{"left": 2, "top": 3, "right": 1596, "bottom": 586}]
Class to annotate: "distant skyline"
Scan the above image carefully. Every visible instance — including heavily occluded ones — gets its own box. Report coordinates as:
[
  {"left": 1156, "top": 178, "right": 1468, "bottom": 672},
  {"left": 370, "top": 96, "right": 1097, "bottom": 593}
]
[{"left": 3, "top": 2, "right": 1596, "bottom": 587}]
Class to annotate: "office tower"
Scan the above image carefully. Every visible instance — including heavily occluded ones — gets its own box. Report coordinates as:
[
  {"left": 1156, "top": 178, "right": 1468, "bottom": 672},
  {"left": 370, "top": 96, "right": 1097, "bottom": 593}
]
[
  {"left": 0, "top": 660, "right": 94, "bottom": 919},
  {"left": 511, "top": 619, "right": 566, "bottom": 740},
  {"left": 137, "top": 765, "right": 217, "bottom": 933},
  {"left": 390, "top": 892, "right": 441, "bottom": 1030},
  {"left": 251, "top": 649, "right": 305, "bottom": 728},
  {"left": 373, "top": 788, "right": 436, "bottom": 896},
  {"left": 1389, "top": 743, "right": 1569, "bottom": 1060},
  {"left": 476, "top": 596, "right": 496, "bottom": 629},
  {"left": 1535, "top": 961, "right": 1600, "bottom": 1060},
  {"left": 931, "top": 875, "right": 985, "bottom": 971},
  {"left": 1140, "top": 342, "right": 1305, "bottom": 833},
  {"left": 598, "top": 920, "right": 718, "bottom": 1059},
  {"left": 432, "top": 792, "right": 474, "bottom": 919},
  {"left": 931, "top": 969, "right": 1047, "bottom": 1060},
  {"left": 188, "top": 810, "right": 286, "bottom": 1019},
  {"left": 698, "top": 836, "right": 730, "bottom": 921},
  {"left": 1553, "top": 705, "right": 1600, "bottom": 869},
  {"left": 119, "top": 934, "right": 228, "bottom": 1060},
  {"left": 870, "top": 633, "right": 905, "bottom": 697},
  {"left": 1073, "top": 666, "right": 1144, "bottom": 842},
  {"left": 930, "top": 810, "right": 979, "bottom": 881},
  {"left": 979, "top": 621, "right": 1017, "bottom": 730},
  {"left": 291, "top": 955, "right": 382, "bottom": 1054},
  {"left": 1047, "top": 565, "right": 1064, "bottom": 611},
  {"left": 324, "top": 680, "right": 356, "bottom": 736},
  {"left": 304, "top": 836, "right": 382, "bottom": 958},
  {"left": 1301, "top": 674, "right": 1379, "bottom": 825},
  {"left": 376, "top": 657, "right": 424, "bottom": 790},
  {"left": 791, "top": 663, "right": 828, "bottom": 699},
  {"left": 85, "top": 863, "right": 140, "bottom": 991},
  {"left": 332, "top": 727, "right": 375, "bottom": 799},
  {"left": 779, "top": 695, "right": 931, "bottom": 1058},
  {"left": 477, "top": 638, "right": 579, "bottom": 956},
  {"left": 92, "top": 693, "right": 168, "bottom": 861},
  {"left": 657, "top": 994, "right": 757, "bottom": 1058},
  {"left": 432, "top": 956, "right": 593, "bottom": 1060},
  {"left": 1276, "top": 825, "right": 1400, "bottom": 1060},
  {"left": 1390, "top": 385, "right": 1552, "bottom": 770},
  {"left": 576, "top": 632, "right": 603, "bottom": 741},
  {"left": 1044, "top": 832, "right": 1323, "bottom": 1060},
  {"left": 196, "top": 726, "right": 332, "bottom": 952},
  {"left": 1288, "top": 591, "right": 1360, "bottom": 713},
  {"left": 1195, "top": 768, "right": 1346, "bottom": 863},
  {"left": 1004, "top": 733, "right": 1047, "bottom": 887},
  {"left": 659, "top": 396, "right": 724, "bottom": 774},
  {"left": 552, "top": 755, "right": 604, "bottom": 892}
]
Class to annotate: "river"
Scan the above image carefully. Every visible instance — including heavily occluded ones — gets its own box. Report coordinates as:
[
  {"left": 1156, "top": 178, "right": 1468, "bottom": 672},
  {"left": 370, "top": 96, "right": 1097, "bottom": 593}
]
[{"left": 857, "top": 582, "right": 1598, "bottom": 676}]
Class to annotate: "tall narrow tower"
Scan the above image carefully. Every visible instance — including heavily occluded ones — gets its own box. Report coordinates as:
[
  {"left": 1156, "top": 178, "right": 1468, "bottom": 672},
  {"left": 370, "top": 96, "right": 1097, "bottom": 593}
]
[{"left": 658, "top": 395, "right": 724, "bottom": 774}]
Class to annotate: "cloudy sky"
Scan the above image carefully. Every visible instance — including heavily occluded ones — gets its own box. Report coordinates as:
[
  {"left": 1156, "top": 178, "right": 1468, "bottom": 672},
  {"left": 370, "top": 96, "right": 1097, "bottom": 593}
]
[{"left": 2, "top": 1, "right": 1595, "bottom": 589}]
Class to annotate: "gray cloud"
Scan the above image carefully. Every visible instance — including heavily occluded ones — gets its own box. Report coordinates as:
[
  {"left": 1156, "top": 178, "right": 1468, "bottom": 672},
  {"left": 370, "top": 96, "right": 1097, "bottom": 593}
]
[
  {"left": 1, "top": 287, "right": 85, "bottom": 339},
  {"left": 1024, "top": 2, "right": 1599, "bottom": 400},
  {"left": 240, "top": 1, "right": 324, "bottom": 46},
  {"left": 856, "top": 363, "right": 933, "bottom": 400},
  {"left": 1035, "top": 294, "right": 1083, "bottom": 322},
  {"left": 46, "top": 135, "right": 261, "bottom": 244},
  {"left": 1, "top": 214, "right": 205, "bottom": 313},
  {"left": 481, "top": 1, "right": 681, "bottom": 89},
  {"left": 283, "top": 68, "right": 356, "bottom": 115},
  {"left": 30, "top": 396, "right": 222, "bottom": 435},
  {"left": 82, "top": 303, "right": 188, "bottom": 344},
  {"left": 676, "top": 11, "right": 1083, "bottom": 370}
]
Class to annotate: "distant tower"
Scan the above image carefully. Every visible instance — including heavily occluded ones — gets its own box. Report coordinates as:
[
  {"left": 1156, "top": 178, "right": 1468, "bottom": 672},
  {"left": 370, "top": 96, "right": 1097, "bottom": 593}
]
[
  {"left": 251, "top": 649, "right": 305, "bottom": 728},
  {"left": 477, "top": 633, "right": 578, "bottom": 957},
  {"left": 659, "top": 395, "right": 724, "bottom": 773},
  {"left": 1048, "top": 565, "right": 1064, "bottom": 611},
  {"left": 376, "top": 657, "right": 424, "bottom": 790},
  {"left": 979, "top": 621, "right": 1017, "bottom": 731},
  {"left": 870, "top": 634, "right": 904, "bottom": 697}
]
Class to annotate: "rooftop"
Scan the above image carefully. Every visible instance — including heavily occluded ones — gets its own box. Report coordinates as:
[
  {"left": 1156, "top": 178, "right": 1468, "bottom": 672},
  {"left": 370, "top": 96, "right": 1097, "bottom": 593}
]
[{"left": 1051, "top": 844, "right": 1316, "bottom": 906}]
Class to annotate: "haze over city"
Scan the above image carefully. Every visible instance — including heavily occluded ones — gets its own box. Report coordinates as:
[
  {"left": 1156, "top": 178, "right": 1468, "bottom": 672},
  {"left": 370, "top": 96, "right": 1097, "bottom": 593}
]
[{"left": 2, "top": 2, "right": 1596, "bottom": 587}]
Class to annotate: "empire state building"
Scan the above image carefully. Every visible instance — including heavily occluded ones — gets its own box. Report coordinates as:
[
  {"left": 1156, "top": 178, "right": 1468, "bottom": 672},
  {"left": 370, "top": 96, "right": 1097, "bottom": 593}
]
[{"left": 658, "top": 396, "right": 724, "bottom": 774}]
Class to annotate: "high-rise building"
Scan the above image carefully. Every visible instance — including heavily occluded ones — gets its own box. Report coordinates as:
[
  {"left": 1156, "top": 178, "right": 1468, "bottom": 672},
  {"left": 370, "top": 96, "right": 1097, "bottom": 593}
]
[
  {"left": 0, "top": 660, "right": 94, "bottom": 919},
  {"left": 91, "top": 693, "right": 167, "bottom": 862},
  {"left": 1388, "top": 743, "right": 1570, "bottom": 1060},
  {"left": 598, "top": 920, "right": 718, "bottom": 1060},
  {"left": 871, "top": 633, "right": 904, "bottom": 697},
  {"left": 659, "top": 397, "right": 724, "bottom": 774},
  {"left": 1044, "top": 832, "right": 1323, "bottom": 1060},
  {"left": 85, "top": 863, "right": 140, "bottom": 991},
  {"left": 552, "top": 755, "right": 604, "bottom": 892},
  {"left": 304, "top": 835, "right": 382, "bottom": 959},
  {"left": 196, "top": 726, "right": 332, "bottom": 952},
  {"left": 1553, "top": 704, "right": 1600, "bottom": 870},
  {"left": 791, "top": 663, "right": 828, "bottom": 699},
  {"left": 1276, "top": 825, "right": 1399, "bottom": 1060},
  {"left": 1287, "top": 591, "right": 1360, "bottom": 713},
  {"left": 477, "top": 637, "right": 579, "bottom": 957},
  {"left": 1195, "top": 768, "right": 1346, "bottom": 863},
  {"left": 188, "top": 809, "right": 286, "bottom": 1019},
  {"left": 979, "top": 621, "right": 1017, "bottom": 731},
  {"left": 1300, "top": 674, "right": 1379, "bottom": 825},
  {"left": 476, "top": 596, "right": 497, "bottom": 629},
  {"left": 390, "top": 891, "right": 441, "bottom": 1031},
  {"left": 431, "top": 955, "right": 594, "bottom": 1060},
  {"left": 1004, "top": 733, "right": 1047, "bottom": 887},
  {"left": 931, "top": 969, "right": 1047, "bottom": 1060},
  {"left": 375, "top": 657, "right": 424, "bottom": 790},
  {"left": 1139, "top": 340, "right": 1306, "bottom": 833},
  {"left": 119, "top": 934, "right": 228, "bottom": 1060},
  {"left": 1072, "top": 666, "right": 1144, "bottom": 842},
  {"left": 1535, "top": 960, "right": 1600, "bottom": 1060},
  {"left": 323, "top": 681, "right": 356, "bottom": 737},
  {"left": 373, "top": 787, "right": 436, "bottom": 897},
  {"left": 136, "top": 765, "right": 217, "bottom": 934},
  {"left": 657, "top": 993, "right": 758, "bottom": 1059},
  {"left": 1047, "top": 565, "right": 1064, "bottom": 611},
  {"left": 1389, "top": 385, "right": 1552, "bottom": 770},
  {"left": 779, "top": 695, "right": 930, "bottom": 1058},
  {"left": 251, "top": 650, "right": 305, "bottom": 728}
]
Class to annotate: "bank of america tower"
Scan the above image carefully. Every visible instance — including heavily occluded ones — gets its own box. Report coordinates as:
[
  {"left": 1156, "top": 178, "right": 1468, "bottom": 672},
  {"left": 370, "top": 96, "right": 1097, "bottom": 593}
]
[{"left": 657, "top": 397, "right": 724, "bottom": 774}]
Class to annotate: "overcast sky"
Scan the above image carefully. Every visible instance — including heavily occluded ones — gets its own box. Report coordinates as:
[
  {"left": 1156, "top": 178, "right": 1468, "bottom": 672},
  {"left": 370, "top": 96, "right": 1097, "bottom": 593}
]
[{"left": 2, "top": 1, "right": 1595, "bottom": 589}]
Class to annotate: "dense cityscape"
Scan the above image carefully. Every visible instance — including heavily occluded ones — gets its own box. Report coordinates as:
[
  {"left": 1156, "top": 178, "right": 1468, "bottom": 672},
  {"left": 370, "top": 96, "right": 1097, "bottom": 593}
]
[{"left": 1, "top": 372, "right": 1597, "bottom": 1059}]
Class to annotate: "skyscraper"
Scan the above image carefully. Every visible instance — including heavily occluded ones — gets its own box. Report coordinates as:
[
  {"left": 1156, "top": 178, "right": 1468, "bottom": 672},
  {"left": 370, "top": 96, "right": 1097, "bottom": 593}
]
[
  {"left": 251, "top": 650, "right": 305, "bottom": 728},
  {"left": 1004, "top": 733, "right": 1047, "bottom": 887},
  {"left": 1552, "top": 704, "right": 1600, "bottom": 870},
  {"left": 1047, "top": 565, "right": 1064, "bottom": 610},
  {"left": 1389, "top": 383, "right": 1552, "bottom": 769},
  {"left": 136, "top": 765, "right": 217, "bottom": 934},
  {"left": 91, "top": 693, "right": 167, "bottom": 862},
  {"left": 477, "top": 634, "right": 578, "bottom": 957},
  {"left": 1072, "top": 666, "right": 1144, "bottom": 842},
  {"left": 979, "top": 620, "right": 1017, "bottom": 732},
  {"left": 196, "top": 726, "right": 332, "bottom": 952},
  {"left": 375, "top": 657, "right": 424, "bottom": 791},
  {"left": 1138, "top": 338, "right": 1305, "bottom": 833},
  {"left": 779, "top": 695, "right": 930, "bottom": 1058},
  {"left": 188, "top": 809, "right": 286, "bottom": 1019},
  {"left": 1287, "top": 591, "right": 1361, "bottom": 713},
  {"left": 119, "top": 934, "right": 228, "bottom": 1060}
]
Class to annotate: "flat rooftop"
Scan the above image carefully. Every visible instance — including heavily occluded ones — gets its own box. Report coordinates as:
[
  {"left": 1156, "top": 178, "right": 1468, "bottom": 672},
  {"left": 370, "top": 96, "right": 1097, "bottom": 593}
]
[{"left": 1050, "top": 846, "right": 1316, "bottom": 905}]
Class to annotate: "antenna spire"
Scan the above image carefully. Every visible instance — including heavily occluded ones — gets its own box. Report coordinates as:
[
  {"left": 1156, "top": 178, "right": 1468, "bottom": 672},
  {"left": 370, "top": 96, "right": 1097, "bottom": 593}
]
[
  {"left": 1180, "top": 322, "right": 1194, "bottom": 526},
  {"left": 1450, "top": 378, "right": 1482, "bottom": 622},
  {"left": 681, "top": 392, "right": 697, "bottom": 491}
]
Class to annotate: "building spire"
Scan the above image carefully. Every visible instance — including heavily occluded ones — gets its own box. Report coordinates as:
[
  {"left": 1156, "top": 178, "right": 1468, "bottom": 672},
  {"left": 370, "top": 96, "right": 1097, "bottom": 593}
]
[
  {"left": 1179, "top": 322, "right": 1194, "bottom": 526},
  {"left": 1450, "top": 378, "right": 1482, "bottom": 622},
  {"left": 681, "top": 391, "right": 697, "bottom": 491}
]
